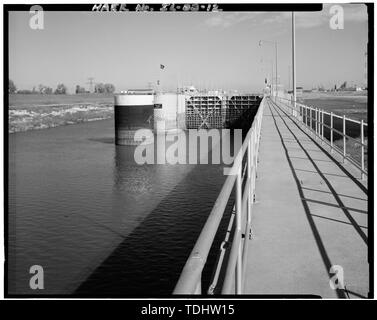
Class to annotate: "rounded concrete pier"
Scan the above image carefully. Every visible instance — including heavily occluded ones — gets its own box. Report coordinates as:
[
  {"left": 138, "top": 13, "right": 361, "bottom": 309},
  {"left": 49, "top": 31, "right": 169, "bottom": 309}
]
[{"left": 114, "top": 90, "right": 154, "bottom": 145}]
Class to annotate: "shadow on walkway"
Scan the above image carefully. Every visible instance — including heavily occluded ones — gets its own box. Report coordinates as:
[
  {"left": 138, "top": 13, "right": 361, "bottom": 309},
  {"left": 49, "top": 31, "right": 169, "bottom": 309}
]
[{"left": 267, "top": 99, "right": 368, "bottom": 298}]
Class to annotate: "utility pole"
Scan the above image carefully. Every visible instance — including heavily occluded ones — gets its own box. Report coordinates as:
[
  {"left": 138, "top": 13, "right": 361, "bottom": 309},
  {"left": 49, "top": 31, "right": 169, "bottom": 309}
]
[
  {"left": 364, "top": 48, "right": 368, "bottom": 90},
  {"left": 270, "top": 61, "right": 274, "bottom": 94},
  {"left": 292, "top": 12, "right": 296, "bottom": 115},
  {"left": 275, "top": 41, "right": 278, "bottom": 98},
  {"left": 259, "top": 40, "right": 278, "bottom": 98},
  {"left": 87, "top": 77, "right": 95, "bottom": 93}
]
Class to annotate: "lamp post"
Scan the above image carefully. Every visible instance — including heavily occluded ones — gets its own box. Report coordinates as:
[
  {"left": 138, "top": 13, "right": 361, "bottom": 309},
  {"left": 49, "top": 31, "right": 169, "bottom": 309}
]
[
  {"left": 259, "top": 40, "right": 278, "bottom": 98},
  {"left": 260, "top": 58, "right": 274, "bottom": 94},
  {"left": 292, "top": 12, "right": 296, "bottom": 115}
]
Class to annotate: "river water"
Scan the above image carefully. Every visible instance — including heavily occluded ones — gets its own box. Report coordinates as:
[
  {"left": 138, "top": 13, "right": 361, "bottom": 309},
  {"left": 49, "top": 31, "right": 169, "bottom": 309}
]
[{"left": 8, "top": 119, "right": 238, "bottom": 296}]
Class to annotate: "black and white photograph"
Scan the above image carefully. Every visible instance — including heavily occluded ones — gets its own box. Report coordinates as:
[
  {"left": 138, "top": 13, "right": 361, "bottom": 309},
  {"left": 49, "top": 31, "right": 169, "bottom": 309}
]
[{"left": 2, "top": 1, "right": 373, "bottom": 301}]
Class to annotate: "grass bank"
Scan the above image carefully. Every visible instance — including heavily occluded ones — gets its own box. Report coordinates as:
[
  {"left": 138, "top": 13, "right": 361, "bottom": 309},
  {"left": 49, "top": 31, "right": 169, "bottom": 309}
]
[{"left": 8, "top": 94, "right": 114, "bottom": 133}]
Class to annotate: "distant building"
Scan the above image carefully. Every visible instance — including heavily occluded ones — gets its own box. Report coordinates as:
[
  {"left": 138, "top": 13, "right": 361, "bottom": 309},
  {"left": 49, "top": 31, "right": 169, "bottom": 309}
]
[
  {"left": 287, "top": 87, "right": 303, "bottom": 95},
  {"left": 185, "top": 86, "right": 198, "bottom": 94}
]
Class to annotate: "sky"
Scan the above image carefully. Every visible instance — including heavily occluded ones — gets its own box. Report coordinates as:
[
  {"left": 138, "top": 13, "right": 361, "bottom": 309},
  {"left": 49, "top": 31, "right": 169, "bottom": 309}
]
[{"left": 8, "top": 4, "right": 369, "bottom": 93}]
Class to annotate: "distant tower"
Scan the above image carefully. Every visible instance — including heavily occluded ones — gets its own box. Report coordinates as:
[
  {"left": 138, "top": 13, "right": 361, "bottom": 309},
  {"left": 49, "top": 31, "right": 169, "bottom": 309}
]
[{"left": 87, "top": 77, "right": 95, "bottom": 93}]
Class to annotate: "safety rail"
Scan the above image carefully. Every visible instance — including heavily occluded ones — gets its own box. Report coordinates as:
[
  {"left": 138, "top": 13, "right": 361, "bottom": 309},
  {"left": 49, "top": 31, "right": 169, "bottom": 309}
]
[
  {"left": 173, "top": 97, "right": 266, "bottom": 294},
  {"left": 273, "top": 96, "right": 368, "bottom": 180}
]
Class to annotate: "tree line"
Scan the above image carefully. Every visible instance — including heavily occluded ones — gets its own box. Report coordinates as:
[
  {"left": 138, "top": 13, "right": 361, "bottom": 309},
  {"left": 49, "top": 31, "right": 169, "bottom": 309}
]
[
  {"left": 9, "top": 79, "right": 116, "bottom": 94},
  {"left": 75, "top": 83, "right": 115, "bottom": 94}
]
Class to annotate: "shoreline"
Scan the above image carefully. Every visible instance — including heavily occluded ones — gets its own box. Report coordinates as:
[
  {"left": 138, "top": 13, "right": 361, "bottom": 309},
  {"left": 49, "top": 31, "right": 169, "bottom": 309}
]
[
  {"left": 9, "top": 114, "right": 114, "bottom": 134},
  {"left": 299, "top": 91, "right": 368, "bottom": 101},
  {"left": 9, "top": 102, "right": 114, "bottom": 133}
]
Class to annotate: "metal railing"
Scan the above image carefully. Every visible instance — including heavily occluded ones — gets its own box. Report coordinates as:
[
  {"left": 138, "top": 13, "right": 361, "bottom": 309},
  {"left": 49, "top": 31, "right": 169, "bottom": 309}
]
[
  {"left": 173, "top": 97, "right": 266, "bottom": 294},
  {"left": 274, "top": 96, "right": 368, "bottom": 180}
]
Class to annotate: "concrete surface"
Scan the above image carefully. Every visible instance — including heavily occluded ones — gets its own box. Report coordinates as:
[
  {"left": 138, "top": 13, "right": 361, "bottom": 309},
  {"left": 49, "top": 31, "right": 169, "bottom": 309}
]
[{"left": 244, "top": 98, "right": 369, "bottom": 299}]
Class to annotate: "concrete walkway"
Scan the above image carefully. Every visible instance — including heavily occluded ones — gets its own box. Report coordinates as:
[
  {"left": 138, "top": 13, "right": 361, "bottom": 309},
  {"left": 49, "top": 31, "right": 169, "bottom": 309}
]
[{"left": 244, "top": 98, "right": 369, "bottom": 298}]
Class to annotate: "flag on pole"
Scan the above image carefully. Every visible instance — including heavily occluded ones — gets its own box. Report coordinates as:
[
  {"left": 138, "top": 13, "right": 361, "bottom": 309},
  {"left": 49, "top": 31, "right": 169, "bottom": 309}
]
[{"left": 160, "top": 64, "right": 165, "bottom": 70}]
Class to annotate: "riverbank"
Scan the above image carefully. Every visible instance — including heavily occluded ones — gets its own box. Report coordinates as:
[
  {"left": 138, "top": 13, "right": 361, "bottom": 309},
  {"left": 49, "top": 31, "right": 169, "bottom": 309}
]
[
  {"left": 8, "top": 94, "right": 114, "bottom": 133},
  {"left": 299, "top": 90, "right": 367, "bottom": 100},
  {"left": 299, "top": 91, "right": 368, "bottom": 122}
]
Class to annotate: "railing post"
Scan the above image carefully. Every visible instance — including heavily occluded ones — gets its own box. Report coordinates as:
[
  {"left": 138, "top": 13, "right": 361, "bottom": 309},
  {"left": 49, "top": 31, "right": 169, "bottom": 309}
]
[
  {"left": 254, "top": 124, "right": 259, "bottom": 172},
  {"left": 310, "top": 107, "right": 312, "bottom": 132},
  {"left": 319, "top": 109, "right": 322, "bottom": 139},
  {"left": 330, "top": 112, "right": 333, "bottom": 153},
  {"left": 291, "top": 97, "right": 296, "bottom": 117},
  {"left": 248, "top": 137, "right": 252, "bottom": 218},
  {"left": 321, "top": 109, "right": 324, "bottom": 141},
  {"left": 302, "top": 106, "right": 308, "bottom": 129},
  {"left": 319, "top": 109, "right": 323, "bottom": 143},
  {"left": 361, "top": 119, "right": 365, "bottom": 180},
  {"left": 318, "top": 109, "right": 321, "bottom": 142},
  {"left": 235, "top": 165, "right": 242, "bottom": 294},
  {"left": 315, "top": 108, "right": 318, "bottom": 137},
  {"left": 343, "top": 115, "right": 346, "bottom": 163}
]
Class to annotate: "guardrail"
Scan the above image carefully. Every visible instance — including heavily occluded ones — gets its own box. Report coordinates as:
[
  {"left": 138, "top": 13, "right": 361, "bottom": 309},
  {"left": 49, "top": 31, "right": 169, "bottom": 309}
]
[
  {"left": 173, "top": 97, "right": 266, "bottom": 294},
  {"left": 273, "top": 96, "right": 368, "bottom": 180}
]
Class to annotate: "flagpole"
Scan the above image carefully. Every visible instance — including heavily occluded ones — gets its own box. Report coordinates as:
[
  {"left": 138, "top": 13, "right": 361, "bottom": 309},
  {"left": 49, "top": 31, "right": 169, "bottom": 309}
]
[
  {"left": 158, "top": 64, "right": 166, "bottom": 93},
  {"left": 159, "top": 65, "right": 162, "bottom": 93},
  {"left": 292, "top": 12, "right": 296, "bottom": 115}
]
